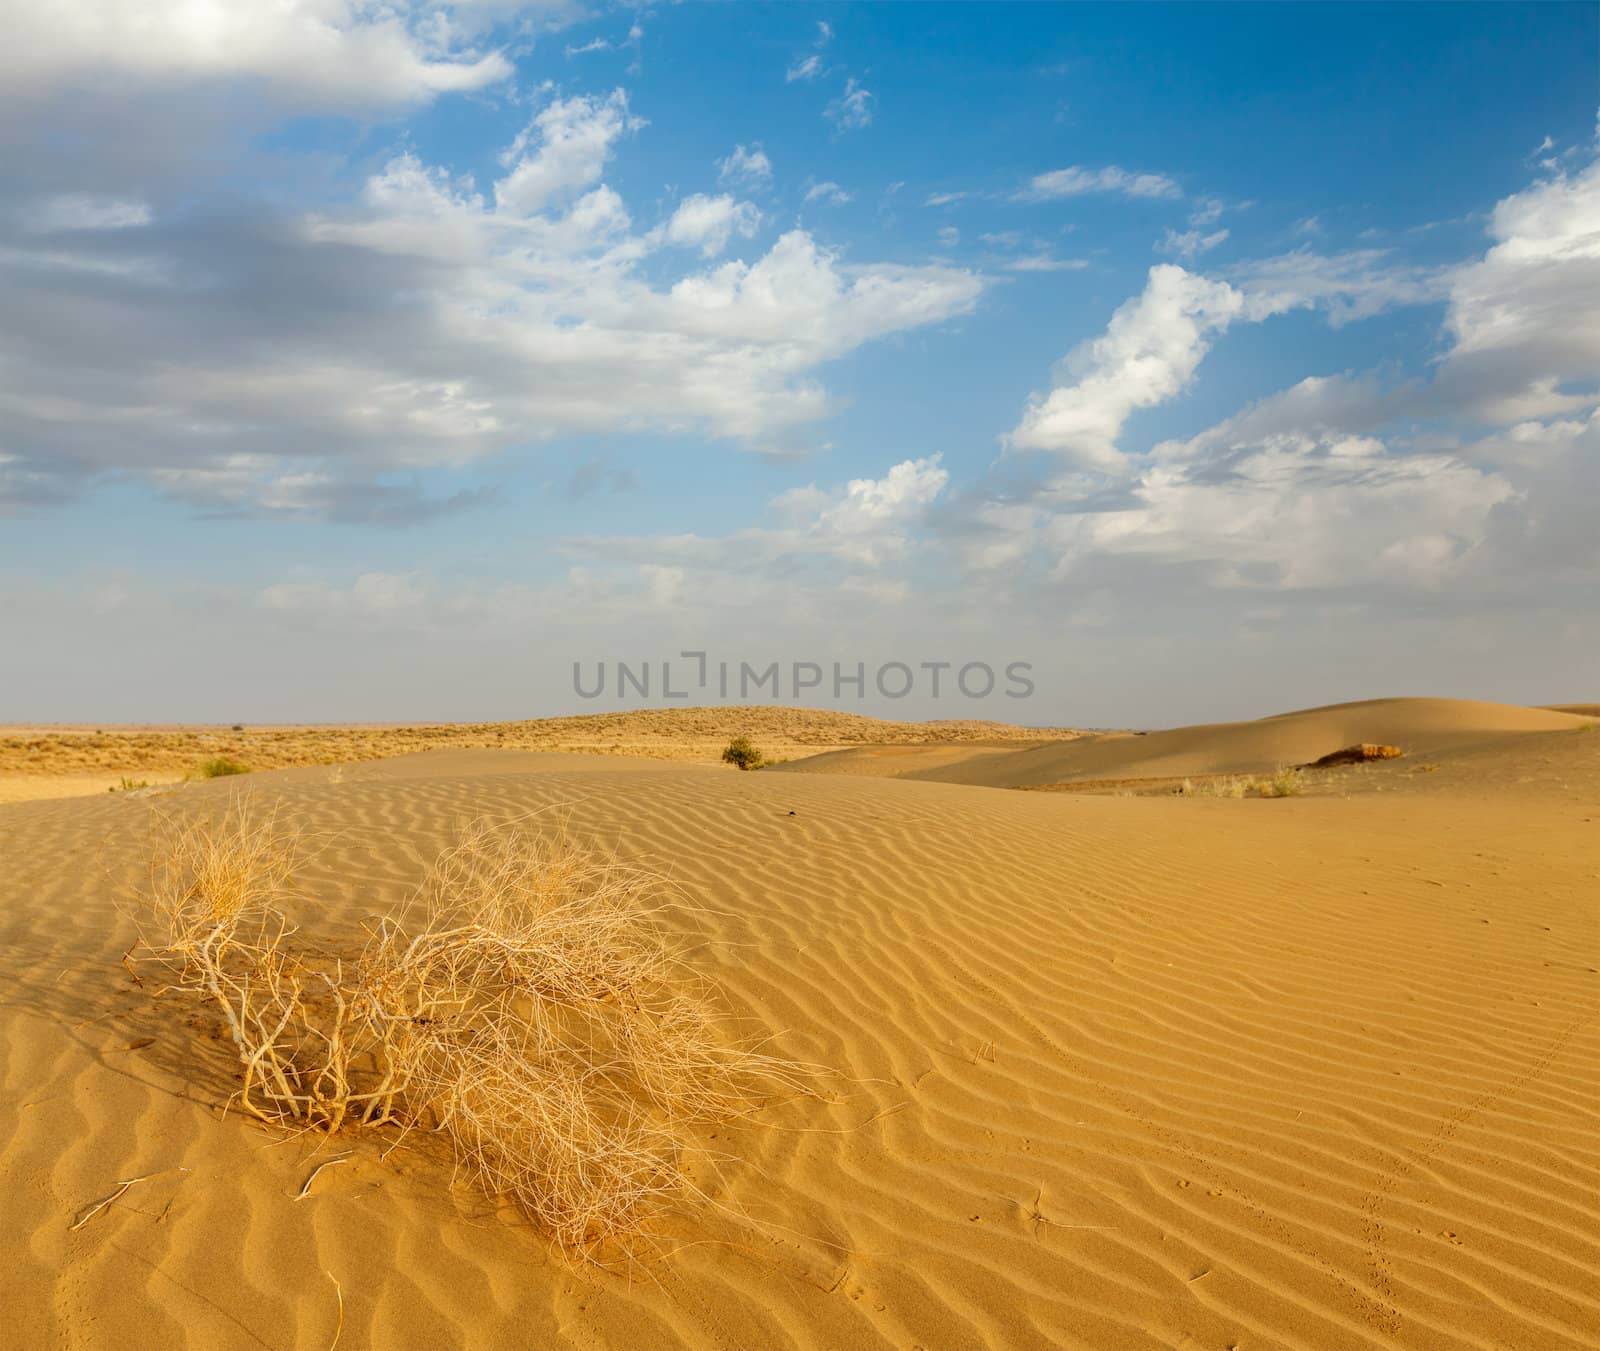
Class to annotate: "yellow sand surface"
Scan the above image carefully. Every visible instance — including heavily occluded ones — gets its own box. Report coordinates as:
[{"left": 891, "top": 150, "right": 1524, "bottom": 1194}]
[
  {"left": 777, "top": 697, "right": 1598, "bottom": 791},
  {"left": 1, "top": 712, "right": 1596, "bottom": 1349}
]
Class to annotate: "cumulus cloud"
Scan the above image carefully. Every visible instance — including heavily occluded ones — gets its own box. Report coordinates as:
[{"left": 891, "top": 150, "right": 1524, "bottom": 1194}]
[
  {"left": 0, "top": 91, "right": 982, "bottom": 514},
  {"left": 1436, "top": 157, "right": 1600, "bottom": 421},
  {"left": 495, "top": 91, "right": 645, "bottom": 216},
  {"left": 1009, "top": 265, "right": 1248, "bottom": 468},
  {"left": 664, "top": 193, "right": 762, "bottom": 257},
  {"left": 570, "top": 455, "right": 950, "bottom": 575},
  {"left": 982, "top": 157, "right": 1600, "bottom": 604},
  {"left": 1, "top": 0, "right": 521, "bottom": 107},
  {"left": 1045, "top": 433, "right": 1514, "bottom": 590},
  {"left": 1018, "top": 166, "right": 1181, "bottom": 202}
]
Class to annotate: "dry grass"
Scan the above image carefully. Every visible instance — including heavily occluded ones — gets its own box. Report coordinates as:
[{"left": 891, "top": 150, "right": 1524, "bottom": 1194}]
[
  {"left": 134, "top": 801, "right": 804, "bottom": 1257},
  {"left": 3, "top": 706, "right": 1089, "bottom": 784},
  {"left": 1177, "top": 767, "right": 1303, "bottom": 799}
]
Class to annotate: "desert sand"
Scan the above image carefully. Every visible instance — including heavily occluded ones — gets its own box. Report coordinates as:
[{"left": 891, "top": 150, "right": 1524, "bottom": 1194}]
[
  {"left": 1, "top": 698, "right": 1597, "bottom": 1350},
  {"left": 0, "top": 708, "right": 1086, "bottom": 806}
]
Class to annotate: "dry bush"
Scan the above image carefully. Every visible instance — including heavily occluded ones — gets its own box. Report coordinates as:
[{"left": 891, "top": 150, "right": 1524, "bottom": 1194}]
[
  {"left": 136, "top": 802, "right": 801, "bottom": 1256},
  {"left": 1252, "top": 767, "right": 1303, "bottom": 798},
  {"left": 1177, "top": 776, "right": 1247, "bottom": 798},
  {"left": 1177, "top": 768, "right": 1302, "bottom": 799}
]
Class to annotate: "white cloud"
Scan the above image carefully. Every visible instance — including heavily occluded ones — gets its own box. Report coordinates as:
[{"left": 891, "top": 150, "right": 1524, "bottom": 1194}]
[
  {"left": 574, "top": 455, "right": 950, "bottom": 574},
  {"left": 1004, "top": 254, "right": 1088, "bottom": 273},
  {"left": 664, "top": 193, "right": 761, "bottom": 257},
  {"left": 1008, "top": 265, "right": 1247, "bottom": 468},
  {"left": 0, "top": 100, "right": 983, "bottom": 512},
  {"left": 925, "top": 191, "right": 967, "bottom": 207},
  {"left": 1228, "top": 247, "right": 1448, "bottom": 327},
  {"left": 717, "top": 144, "right": 773, "bottom": 187},
  {"left": 495, "top": 90, "right": 644, "bottom": 216},
  {"left": 21, "top": 194, "right": 152, "bottom": 232},
  {"left": 815, "top": 456, "right": 948, "bottom": 564},
  {"left": 787, "top": 54, "right": 823, "bottom": 82},
  {"left": 296, "top": 198, "right": 980, "bottom": 444},
  {"left": 804, "top": 181, "right": 851, "bottom": 205},
  {"left": 1437, "top": 157, "right": 1600, "bottom": 421},
  {"left": 1150, "top": 373, "right": 1397, "bottom": 464},
  {"left": 1018, "top": 166, "right": 1181, "bottom": 202},
  {"left": 1, "top": 0, "right": 518, "bottom": 107},
  {"left": 937, "top": 226, "right": 960, "bottom": 248},
  {"left": 1046, "top": 433, "right": 1514, "bottom": 589},
  {"left": 825, "top": 79, "right": 874, "bottom": 131},
  {"left": 1157, "top": 227, "right": 1229, "bottom": 261}
]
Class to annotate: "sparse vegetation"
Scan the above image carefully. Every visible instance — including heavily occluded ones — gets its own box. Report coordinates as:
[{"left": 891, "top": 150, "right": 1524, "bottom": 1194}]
[
  {"left": 720, "top": 737, "right": 764, "bottom": 771},
  {"left": 1178, "top": 767, "right": 1302, "bottom": 798},
  {"left": 0, "top": 710, "right": 1090, "bottom": 788},
  {"left": 1178, "top": 776, "right": 1248, "bottom": 799},
  {"left": 109, "top": 776, "right": 152, "bottom": 793},
  {"left": 1254, "top": 766, "right": 1303, "bottom": 798},
  {"left": 194, "top": 756, "right": 251, "bottom": 779},
  {"left": 132, "top": 804, "right": 803, "bottom": 1258}
]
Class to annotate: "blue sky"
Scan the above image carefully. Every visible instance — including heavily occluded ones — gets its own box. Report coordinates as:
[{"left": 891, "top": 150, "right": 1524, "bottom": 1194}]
[{"left": 1, "top": 2, "right": 1597, "bottom": 725}]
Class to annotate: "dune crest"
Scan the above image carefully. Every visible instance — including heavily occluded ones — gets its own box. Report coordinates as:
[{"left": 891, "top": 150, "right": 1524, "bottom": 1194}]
[{"left": 778, "top": 697, "right": 1597, "bottom": 789}]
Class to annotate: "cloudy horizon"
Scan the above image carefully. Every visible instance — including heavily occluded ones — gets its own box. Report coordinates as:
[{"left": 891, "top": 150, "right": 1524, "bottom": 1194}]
[{"left": 2, "top": 2, "right": 1596, "bottom": 727}]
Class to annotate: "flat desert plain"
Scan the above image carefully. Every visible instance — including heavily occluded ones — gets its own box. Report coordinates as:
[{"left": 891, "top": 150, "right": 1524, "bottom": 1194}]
[{"left": 1, "top": 697, "right": 1597, "bottom": 1350}]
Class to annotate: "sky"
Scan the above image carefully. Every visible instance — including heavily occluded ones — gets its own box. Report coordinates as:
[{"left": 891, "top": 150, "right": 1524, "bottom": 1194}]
[{"left": 1, "top": 1, "right": 1597, "bottom": 727}]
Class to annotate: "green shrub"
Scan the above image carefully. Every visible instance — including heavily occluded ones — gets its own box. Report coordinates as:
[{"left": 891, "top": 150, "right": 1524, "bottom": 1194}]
[
  {"left": 109, "top": 776, "right": 151, "bottom": 793},
  {"left": 195, "top": 756, "right": 251, "bottom": 779},
  {"left": 720, "top": 737, "right": 763, "bottom": 772}
]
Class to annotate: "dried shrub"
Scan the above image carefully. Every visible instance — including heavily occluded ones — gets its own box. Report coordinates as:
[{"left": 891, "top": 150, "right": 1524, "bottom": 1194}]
[{"left": 136, "top": 802, "right": 802, "bottom": 1256}]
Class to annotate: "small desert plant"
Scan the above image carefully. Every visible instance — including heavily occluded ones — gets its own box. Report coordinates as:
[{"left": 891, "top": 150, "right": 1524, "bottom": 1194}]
[
  {"left": 1178, "top": 776, "right": 1247, "bottom": 798},
  {"left": 194, "top": 755, "right": 251, "bottom": 779},
  {"left": 720, "top": 737, "right": 763, "bottom": 771},
  {"left": 133, "top": 803, "right": 800, "bottom": 1257},
  {"left": 109, "top": 776, "right": 152, "bottom": 792},
  {"left": 230, "top": 723, "right": 245, "bottom": 732},
  {"left": 1250, "top": 767, "right": 1302, "bottom": 798}
]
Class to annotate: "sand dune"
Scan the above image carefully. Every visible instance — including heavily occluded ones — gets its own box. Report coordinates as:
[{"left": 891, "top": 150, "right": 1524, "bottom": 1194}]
[
  {"left": 2, "top": 729, "right": 1597, "bottom": 1350},
  {"left": 1545, "top": 703, "right": 1600, "bottom": 719},
  {"left": 777, "top": 697, "right": 1597, "bottom": 790}
]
